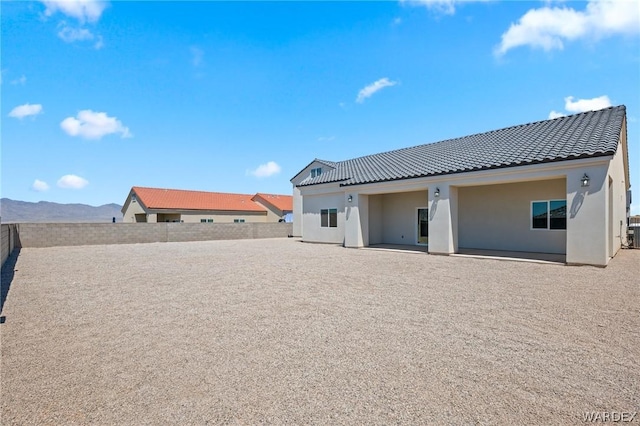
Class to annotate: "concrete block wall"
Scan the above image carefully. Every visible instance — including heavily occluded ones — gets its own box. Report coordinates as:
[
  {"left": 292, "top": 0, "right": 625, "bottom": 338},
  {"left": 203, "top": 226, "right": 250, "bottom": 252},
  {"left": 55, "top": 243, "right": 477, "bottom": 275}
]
[
  {"left": 14, "top": 222, "right": 293, "bottom": 248},
  {"left": 1, "top": 224, "right": 19, "bottom": 266}
]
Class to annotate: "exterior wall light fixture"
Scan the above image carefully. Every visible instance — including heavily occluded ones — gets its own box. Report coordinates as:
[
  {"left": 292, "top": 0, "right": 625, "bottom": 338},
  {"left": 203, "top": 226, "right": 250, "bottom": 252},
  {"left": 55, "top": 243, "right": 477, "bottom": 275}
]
[
  {"left": 581, "top": 174, "right": 590, "bottom": 187},
  {"left": 434, "top": 188, "right": 440, "bottom": 198},
  {"left": 347, "top": 195, "right": 353, "bottom": 202}
]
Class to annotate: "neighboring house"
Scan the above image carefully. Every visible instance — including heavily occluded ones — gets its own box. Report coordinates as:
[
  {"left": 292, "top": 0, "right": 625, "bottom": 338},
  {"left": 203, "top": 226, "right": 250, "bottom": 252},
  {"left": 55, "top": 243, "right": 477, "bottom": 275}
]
[
  {"left": 251, "top": 193, "right": 293, "bottom": 222},
  {"left": 291, "top": 106, "right": 631, "bottom": 267},
  {"left": 121, "top": 187, "right": 292, "bottom": 224}
]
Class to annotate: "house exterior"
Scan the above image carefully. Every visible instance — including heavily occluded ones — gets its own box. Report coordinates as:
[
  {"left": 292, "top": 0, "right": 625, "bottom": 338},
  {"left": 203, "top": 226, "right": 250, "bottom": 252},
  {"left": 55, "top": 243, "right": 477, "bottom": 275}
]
[
  {"left": 291, "top": 106, "right": 631, "bottom": 267},
  {"left": 121, "top": 187, "right": 292, "bottom": 224},
  {"left": 251, "top": 193, "right": 293, "bottom": 222}
]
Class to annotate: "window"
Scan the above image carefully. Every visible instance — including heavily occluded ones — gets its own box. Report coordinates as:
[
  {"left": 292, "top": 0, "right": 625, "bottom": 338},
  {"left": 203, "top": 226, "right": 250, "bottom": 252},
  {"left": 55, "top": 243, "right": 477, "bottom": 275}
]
[
  {"left": 311, "top": 167, "right": 322, "bottom": 178},
  {"left": 207, "top": 219, "right": 213, "bottom": 223},
  {"left": 320, "top": 208, "right": 337, "bottom": 228},
  {"left": 131, "top": 194, "right": 137, "bottom": 203},
  {"left": 531, "top": 200, "right": 566, "bottom": 230},
  {"left": 234, "top": 219, "right": 245, "bottom": 223},
  {"left": 200, "top": 219, "right": 214, "bottom": 223}
]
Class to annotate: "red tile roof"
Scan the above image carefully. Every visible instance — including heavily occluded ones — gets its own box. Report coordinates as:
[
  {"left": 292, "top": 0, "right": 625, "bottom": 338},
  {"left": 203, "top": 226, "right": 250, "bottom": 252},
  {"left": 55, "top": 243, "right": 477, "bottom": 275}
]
[
  {"left": 132, "top": 186, "right": 267, "bottom": 212},
  {"left": 252, "top": 193, "right": 293, "bottom": 212}
]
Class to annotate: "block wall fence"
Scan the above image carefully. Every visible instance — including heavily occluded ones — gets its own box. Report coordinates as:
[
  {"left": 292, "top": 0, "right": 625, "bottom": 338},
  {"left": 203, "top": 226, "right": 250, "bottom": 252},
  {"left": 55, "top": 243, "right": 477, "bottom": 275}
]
[
  {"left": 1, "top": 224, "right": 19, "bottom": 267},
  {"left": 1, "top": 223, "right": 293, "bottom": 265}
]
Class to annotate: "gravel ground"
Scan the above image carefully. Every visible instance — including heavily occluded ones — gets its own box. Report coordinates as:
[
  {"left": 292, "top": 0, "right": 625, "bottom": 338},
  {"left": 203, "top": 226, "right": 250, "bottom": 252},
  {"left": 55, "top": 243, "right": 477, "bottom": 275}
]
[{"left": 1, "top": 238, "right": 638, "bottom": 425}]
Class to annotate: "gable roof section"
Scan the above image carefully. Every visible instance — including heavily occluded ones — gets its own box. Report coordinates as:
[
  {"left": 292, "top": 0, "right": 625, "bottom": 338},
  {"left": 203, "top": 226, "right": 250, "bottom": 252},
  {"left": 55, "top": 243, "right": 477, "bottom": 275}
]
[
  {"left": 297, "top": 106, "right": 626, "bottom": 187},
  {"left": 252, "top": 193, "right": 293, "bottom": 212},
  {"left": 290, "top": 158, "right": 337, "bottom": 181},
  {"left": 132, "top": 187, "right": 267, "bottom": 212}
]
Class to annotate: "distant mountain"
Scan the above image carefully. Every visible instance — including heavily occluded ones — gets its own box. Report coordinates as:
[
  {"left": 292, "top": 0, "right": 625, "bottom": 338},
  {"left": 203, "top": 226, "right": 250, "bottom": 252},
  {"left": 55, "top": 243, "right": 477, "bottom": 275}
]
[{"left": 0, "top": 198, "right": 123, "bottom": 223}]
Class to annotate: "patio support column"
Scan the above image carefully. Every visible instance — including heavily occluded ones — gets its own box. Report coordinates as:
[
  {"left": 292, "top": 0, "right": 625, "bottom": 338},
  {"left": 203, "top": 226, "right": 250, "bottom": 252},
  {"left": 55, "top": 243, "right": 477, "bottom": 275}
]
[
  {"left": 428, "top": 184, "right": 458, "bottom": 254},
  {"left": 344, "top": 193, "right": 369, "bottom": 248},
  {"left": 292, "top": 185, "right": 303, "bottom": 237},
  {"left": 566, "top": 167, "right": 608, "bottom": 266}
]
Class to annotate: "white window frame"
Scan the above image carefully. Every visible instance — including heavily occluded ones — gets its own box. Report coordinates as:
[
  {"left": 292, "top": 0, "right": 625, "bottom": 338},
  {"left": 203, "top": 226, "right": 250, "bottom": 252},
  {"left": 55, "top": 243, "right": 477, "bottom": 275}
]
[{"left": 311, "top": 167, "right": 322, "bottom": 178}]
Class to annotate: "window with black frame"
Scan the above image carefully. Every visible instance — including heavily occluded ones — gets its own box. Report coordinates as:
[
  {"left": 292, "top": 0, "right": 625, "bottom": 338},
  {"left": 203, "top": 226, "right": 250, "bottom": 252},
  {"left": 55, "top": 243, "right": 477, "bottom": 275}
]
[{"left": 532, "top": 200, "right": 566, "bottom": 230}]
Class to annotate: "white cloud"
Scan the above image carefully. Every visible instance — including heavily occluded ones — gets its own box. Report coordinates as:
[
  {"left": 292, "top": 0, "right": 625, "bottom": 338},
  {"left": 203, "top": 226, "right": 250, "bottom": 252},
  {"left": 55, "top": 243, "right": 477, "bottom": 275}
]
[
  {"left": 57, "top": 174, "right": 89, "bottom": 189},
  {"left": 32, "top": 179, "right": 50, "bottom": 192},
  {"left": 248, "top": 161, "right": 282, "bottom": 178},
  {"left": 400, "top": 0, "right": 487, "bottom": 15},
  {"left": 496, "top": 0, "right": 640, "bottom": 56},
  {"left": 42, "top": 0, "right": 108, "bottom": 23},
  {"left": 11, "top": 75, "right": 27, "bottom": 85},
  {"left": 356, "top": 78, "right": 398, "bottom": 103},
  {"left": 8, "top": 103, "right": 43, "bottom": 119},
  {"left": 190, "top": 46, "right": 204, "bottom": 67},
  {"left": 60, "top": 110, "right": 132, "bottom": 140},
  {"left": 58, "top": 25, "right": 94, "bottom": 42},
  {"left": 564, "top": 95, "right": 612, "bottom": 113},
  {"left": 548, "top": 95, "right": 612, "bottom": 120}
]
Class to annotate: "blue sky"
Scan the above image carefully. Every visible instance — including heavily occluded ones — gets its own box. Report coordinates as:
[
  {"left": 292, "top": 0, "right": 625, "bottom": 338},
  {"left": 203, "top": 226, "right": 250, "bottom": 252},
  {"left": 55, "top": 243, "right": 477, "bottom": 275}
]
[{"left": 2, "top": 0, "right": 639, "bottom": 213}]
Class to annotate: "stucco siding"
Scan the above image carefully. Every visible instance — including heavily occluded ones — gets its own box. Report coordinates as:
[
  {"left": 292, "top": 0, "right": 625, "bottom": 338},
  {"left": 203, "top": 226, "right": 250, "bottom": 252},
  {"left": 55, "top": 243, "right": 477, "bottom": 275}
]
[
  {"left": 566, "top": 163, "right": 610, "bottom": 265},
  {"left": 379, "top": 191, "right": 428, "bottom": 245},
  {"left": 369, "top": 195, "right": 383, "bottom": 245},
  {"left": 458, "top": 179, "right": 566, "bottom": 254},
  {"left": 164, "top": 211, "right": 267, "bottom": 223},
  {"left": 292, "top": 161, "right": 334, "bottom": 238},
  {"left": 608, "top": 134, "right": 628, "bottom": 257},
  {"left": 292, "top": 186, "right": 303, "bottom": 237},
  {"left": 253, "top": 200, "right": 283, "bottom": 222},
  {"left": 302, "top": 192, "right": 345, "bottom": 244},
  {"left": 122, "top": 199, "right": 147, "bottom": 222}
]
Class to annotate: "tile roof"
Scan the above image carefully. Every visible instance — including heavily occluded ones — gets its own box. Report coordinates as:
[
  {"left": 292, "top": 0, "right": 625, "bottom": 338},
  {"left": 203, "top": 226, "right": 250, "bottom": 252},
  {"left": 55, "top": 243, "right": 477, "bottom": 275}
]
[
  {"left": 132, "top": 187, "right": 267, "bottom": 212},
  {"left": 297, "top": 106, "right": 626, "bottom": 187},
  {"left": 252, "top": 193, "right": 293, "bottom": 212}
]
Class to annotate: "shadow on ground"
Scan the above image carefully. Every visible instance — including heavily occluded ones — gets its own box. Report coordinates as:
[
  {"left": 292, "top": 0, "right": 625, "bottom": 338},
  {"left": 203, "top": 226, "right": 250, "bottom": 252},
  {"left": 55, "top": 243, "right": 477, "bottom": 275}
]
[{"left": 1, "top": 249, "right": 21, "bottom": 322}]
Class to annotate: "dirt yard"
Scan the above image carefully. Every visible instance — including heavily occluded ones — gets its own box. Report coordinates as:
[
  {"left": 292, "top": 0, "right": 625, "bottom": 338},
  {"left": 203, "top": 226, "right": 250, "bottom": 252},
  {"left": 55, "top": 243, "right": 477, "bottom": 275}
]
[{"left": 1, "top": 239, "right": 638, "bottom": 424}]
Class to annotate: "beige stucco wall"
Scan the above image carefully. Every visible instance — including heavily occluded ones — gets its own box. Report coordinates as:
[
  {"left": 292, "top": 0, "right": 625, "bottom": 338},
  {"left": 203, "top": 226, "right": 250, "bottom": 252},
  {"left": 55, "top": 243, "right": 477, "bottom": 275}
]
[
  {"left": 458, "top": 179, "right": 567, "bottom": 254},
  {"left": 301, "top": 190, "right": 345, "bottom": 244},
  {"left": 297, "top": 149, "right": 625, "bottom": 265},
  {"left": 157, "top": 210, "right": 267, "bottom": 223},
  {"left": 292, "top": 161, "right": 336, "bottom": 238},
  {"left": 345, "top": 193, "right": 369, "bottom": 248},
  {"left": 122, "top": 197, "right": 147, "bottom": 223},
  {"left": 252, "top": 199, "right": 283, "bottom": 222},
  {"left": 292, "top": 186, "right": 303, "bottom": 237},
  {"left": 369, "top": 191, "right": 428, "bottom": 245},
  {"left": 607, "top": 131, "right": 629, "bottom": 257},
  {"left": 565, "top": 164, "right": 610, "bottom": 265},
  {"left": 369, "top": 195, "right": 383, "bottom": 245}
]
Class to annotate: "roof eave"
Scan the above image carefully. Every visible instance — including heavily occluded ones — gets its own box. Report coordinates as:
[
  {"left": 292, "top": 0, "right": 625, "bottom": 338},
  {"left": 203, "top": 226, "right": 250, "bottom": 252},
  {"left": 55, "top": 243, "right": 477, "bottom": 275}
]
[{"left": 338, "top": 152, "right": 616, "bottom": 187}]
